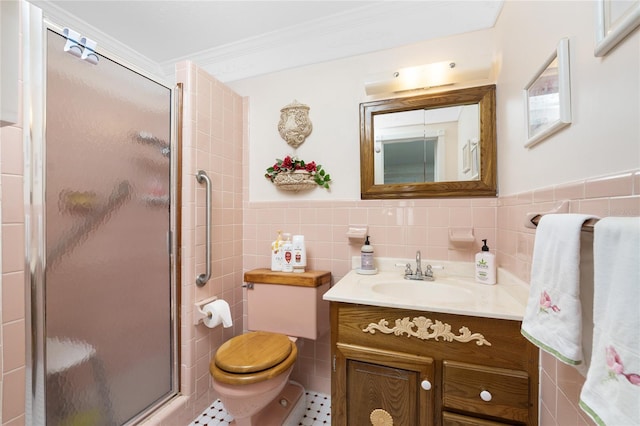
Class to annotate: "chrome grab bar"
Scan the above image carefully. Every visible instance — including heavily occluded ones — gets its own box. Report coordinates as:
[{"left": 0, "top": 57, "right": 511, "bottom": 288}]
[{"left": 196, "top": 170, "right": 211, "bottom": 286}]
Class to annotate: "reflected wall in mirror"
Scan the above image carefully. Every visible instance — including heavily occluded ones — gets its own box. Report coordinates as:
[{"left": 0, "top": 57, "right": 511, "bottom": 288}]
[
  {"left": 374, "top": 104, "right": 480, "bottom": 184},
  {"left": 360, "top": 85, "right": 496, "bottom": 199}
]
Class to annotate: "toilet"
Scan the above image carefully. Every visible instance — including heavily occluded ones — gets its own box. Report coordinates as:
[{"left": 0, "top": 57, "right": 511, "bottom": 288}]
[{"left": 210, "top": 269, "right": 331, "bottom": 426}]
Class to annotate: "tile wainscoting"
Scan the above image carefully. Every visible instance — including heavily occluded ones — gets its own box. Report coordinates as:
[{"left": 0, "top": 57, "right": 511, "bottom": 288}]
[{"left": 497, "top": 169, "right": 639, "bottom": 426}]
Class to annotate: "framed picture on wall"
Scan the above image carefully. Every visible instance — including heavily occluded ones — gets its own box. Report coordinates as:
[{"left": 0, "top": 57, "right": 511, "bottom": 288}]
[
  {"left": 523, "top": 38, "right": 572, "bottom": 148},
  {"left": 595, "top": 0, "right": 640, "bottom": 57}
]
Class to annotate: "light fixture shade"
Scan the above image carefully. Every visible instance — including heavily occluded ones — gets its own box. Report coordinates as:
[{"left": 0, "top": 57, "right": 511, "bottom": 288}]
[{"left": 364, "top": 60, "right": 492, "bottom": 96}]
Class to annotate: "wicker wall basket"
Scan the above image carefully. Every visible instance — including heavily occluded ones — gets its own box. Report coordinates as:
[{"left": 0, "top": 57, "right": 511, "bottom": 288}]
[{"left": 273, "top": 171, "right": 317, "bottom": 191}]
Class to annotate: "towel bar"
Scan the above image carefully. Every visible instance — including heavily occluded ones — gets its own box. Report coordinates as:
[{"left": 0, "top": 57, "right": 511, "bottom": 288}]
[{"left": 529, "top": 214, "right": 599, "bottom": 232}]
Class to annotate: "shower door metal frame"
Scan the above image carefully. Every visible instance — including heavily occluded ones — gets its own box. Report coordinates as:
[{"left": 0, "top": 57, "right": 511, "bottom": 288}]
[{"left": 23, "top": 4, "right": 181, "bottom": 424}]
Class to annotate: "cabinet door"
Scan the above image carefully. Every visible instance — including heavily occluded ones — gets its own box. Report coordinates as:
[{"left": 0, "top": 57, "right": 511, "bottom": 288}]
[{"left": 335, "top": 343, "right": 435, "bottom": 426}]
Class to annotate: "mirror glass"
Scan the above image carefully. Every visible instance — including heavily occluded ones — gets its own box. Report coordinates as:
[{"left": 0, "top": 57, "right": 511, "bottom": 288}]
[
  {"left": 360, "top": 85, "right": 496, "bottom": 199},
  {"left": 374, "top": 104, "right": 479, "bottom": 184}
]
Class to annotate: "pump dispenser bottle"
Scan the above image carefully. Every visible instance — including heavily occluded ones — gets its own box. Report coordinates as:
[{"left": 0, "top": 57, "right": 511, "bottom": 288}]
[
  {"left": 475, "top": 239, "right": 496, "bottom": 284},
  {"left": 357, "top": 235, "right": 377, "bottom": 274},
  {"left": 271, "top": 230, "right": 283, "bottom": 271}
]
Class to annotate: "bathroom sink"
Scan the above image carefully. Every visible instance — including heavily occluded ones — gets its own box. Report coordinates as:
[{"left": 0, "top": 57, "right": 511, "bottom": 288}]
[
  {"left": 324, "top": 258, "right": 530, "bottom": 320},
  {"left": 371, "top": 281, "right": 475, "bottom": 305}
]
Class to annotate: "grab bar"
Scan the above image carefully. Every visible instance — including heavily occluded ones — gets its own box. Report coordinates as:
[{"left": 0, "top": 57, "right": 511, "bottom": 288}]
[{"left": 196, "top": 170, "right": 211, "bottom": 286}]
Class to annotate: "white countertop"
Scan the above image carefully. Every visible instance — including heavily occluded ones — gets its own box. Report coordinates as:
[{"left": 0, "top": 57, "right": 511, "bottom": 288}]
[{"left": 323, "top": 257, "right": 530, "bottom": 321}]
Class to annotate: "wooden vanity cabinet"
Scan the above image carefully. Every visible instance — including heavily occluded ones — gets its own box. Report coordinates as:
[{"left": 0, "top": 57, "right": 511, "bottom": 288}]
[
  {"left": 337, "top": 343, "right": 435, "bottom": 425},
  {"left": 330, "top": 303, "right": 538, "bottom": 426}
]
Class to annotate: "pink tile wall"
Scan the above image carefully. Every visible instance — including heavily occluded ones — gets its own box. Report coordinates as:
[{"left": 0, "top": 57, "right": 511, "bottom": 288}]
[
  {"left": 0, "top": 17, "right": 26, "bottom": 425},
  {"left": 242, "top": 197, "right": 498, "bottom": 394},
  {"left": 497, "top": 170, "right": 640, "bottom": 283},
  {"left": 152, "top": 61, "right": 244, "bottom": 425},
  {"left": 497, "top": 169, "right": 640, "bottom": 426},
  {"left": 0, "top": 126, "right": 26, "bottom": 426}
]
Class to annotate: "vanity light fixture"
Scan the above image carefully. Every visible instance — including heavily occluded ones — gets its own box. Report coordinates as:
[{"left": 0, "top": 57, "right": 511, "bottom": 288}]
[
  {"left": 364, "top": 58, "right": 495, "bottom": 96},
  {"left": 364, "top": 61, "right": 457, "bottom": 95},
  {"left": 397, "top": 61, "right": 456, "bottom": 90}
]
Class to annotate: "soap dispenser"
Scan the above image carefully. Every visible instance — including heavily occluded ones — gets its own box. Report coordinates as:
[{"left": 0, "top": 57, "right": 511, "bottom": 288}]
[
  {"left": 475, "top": 239, "right": 496, "bottom": 285},
  {"left": 358, "top": 235, "right": 377, "bottom": 274},
  {"left": 271, "top": 230, "right": 283, "bottom": 271}
]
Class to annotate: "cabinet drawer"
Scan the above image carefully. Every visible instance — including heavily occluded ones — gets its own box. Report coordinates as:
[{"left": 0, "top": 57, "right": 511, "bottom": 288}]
[
  {"left": 443, "top": 361, "right": 530, "bottom": 423},
  {"left": 443, "top": 411, "right": 511, "bottom": 426}
]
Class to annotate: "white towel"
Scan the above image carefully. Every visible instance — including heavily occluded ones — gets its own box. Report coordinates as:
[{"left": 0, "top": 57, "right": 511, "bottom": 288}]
[
  {"left": 521, "top": 214, "right": 598, "bottom": 367},
  {"left": 579, "top": 217, "right": 640, "bottom": 426}
]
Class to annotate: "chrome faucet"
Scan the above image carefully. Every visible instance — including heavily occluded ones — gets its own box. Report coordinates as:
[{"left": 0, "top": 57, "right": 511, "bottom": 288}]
[{"left": 403, "top": 250, "right": 435, "bottom": 281}]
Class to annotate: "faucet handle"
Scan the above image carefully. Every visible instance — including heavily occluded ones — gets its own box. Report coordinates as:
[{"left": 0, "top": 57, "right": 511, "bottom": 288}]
[
  {"left": 396, "top": 263, "right": 413, "bottom": 275},
  {"left": 395, "top": 262, "right": 413, "bottom": 276},
  {"left": 425, "top": 265, "right": 433, "bottom": 277}
]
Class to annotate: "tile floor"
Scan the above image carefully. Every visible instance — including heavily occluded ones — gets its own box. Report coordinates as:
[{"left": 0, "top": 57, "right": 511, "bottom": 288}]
[{"left": 189, "top": 391, "right": 331, "bottom": 426}]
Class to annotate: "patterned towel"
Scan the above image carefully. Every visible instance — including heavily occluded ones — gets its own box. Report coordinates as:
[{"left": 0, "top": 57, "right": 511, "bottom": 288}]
[
  {"left": 521, "top": 214, "right": 597, "bottom": 367},
  {"left": 579, "top": 217, "right": 640, "bottom": 425}
]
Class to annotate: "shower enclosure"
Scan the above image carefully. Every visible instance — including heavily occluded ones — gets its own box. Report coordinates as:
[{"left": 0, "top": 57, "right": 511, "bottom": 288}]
[{"left": 27, "top": 18, "right": 179, "bottom": 425}]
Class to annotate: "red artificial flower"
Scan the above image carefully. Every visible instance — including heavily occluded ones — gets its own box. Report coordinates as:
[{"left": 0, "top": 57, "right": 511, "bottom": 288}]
[
  {"left": 264, "top": 155, "right": 331, "bottom": 189},
  {"left": 282, "top": 156, "right": 293, "bottom": 169}
]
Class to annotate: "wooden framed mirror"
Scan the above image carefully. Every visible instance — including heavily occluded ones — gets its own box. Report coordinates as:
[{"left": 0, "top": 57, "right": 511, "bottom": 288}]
[{"left": 360, "top": 85, "right": 496, "bottom": 199}]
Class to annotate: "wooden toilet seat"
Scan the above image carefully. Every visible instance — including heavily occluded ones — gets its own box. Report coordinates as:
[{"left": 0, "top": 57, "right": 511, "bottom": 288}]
[{"left": 210, "top": 331, "right": 298, "bottom": 385}]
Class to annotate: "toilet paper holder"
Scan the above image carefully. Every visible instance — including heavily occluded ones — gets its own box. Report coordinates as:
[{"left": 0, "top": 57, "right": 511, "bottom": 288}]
[{"left": 193, "top": 296, "right": 218, "bottom": 325}]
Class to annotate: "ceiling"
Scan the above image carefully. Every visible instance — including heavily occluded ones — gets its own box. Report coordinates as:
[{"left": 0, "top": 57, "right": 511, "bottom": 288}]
[{"left": 28, "top": 0, "right": 504, "bottom": 83}]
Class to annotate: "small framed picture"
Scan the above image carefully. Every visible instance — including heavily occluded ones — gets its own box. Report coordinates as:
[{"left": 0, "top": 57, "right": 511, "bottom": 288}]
[
  {"left": 595, "top": 0, "right": 640, "bottom": 57},
  {"left": 524, "top": 38, "right": 571, "bottom": 148},
  {"left": 462, "top": 142, "right": 470, "bottom": 173}
]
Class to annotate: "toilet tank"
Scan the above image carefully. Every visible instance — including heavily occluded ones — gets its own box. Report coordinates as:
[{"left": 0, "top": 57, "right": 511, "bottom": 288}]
[{"left": 244, "top": 269, "right": 331, "bottom": 340}]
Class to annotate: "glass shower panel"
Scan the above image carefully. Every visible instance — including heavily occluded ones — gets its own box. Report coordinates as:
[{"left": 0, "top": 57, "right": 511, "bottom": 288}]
[{"left": 45, "top": 29, "right": 173, "bottom": 425}]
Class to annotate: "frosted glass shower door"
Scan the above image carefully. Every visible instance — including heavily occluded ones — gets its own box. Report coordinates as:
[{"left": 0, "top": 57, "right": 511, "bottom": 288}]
[{"left": 44, "top": 29, "right": 175, "bottom": 425}]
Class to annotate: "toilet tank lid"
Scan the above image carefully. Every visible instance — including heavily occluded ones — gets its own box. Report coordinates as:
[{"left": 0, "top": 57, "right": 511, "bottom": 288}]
[
  {"left": 215, "top": 331, "right": 292, "bottom": 374},
  {"left": 244, "top": 269, "right": 331, "bottom": 288}
]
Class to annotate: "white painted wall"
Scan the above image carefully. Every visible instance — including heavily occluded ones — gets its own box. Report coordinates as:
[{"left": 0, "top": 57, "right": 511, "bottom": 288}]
[
  {"left": 229, "top": 29, "right": 496, "bottom": 201},
  {"left": 495, "top": 0, "right": 639, "bottom": 195},
  {"left": 228, "top": 1, "right": 639, "bottom": 200}
]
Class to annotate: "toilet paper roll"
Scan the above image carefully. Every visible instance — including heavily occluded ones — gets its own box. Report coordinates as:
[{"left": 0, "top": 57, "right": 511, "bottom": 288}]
[{"left": 202, "top": 299, "right": 233, "bottom": 329}]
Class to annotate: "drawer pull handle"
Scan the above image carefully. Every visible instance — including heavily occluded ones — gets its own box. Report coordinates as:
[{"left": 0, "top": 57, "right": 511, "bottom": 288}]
[
  {"left": 480, "top": 390, "right": 492, "bottom": 402},
  {"left": 421, "top": 380, "right": 432, "bottom": 391}
]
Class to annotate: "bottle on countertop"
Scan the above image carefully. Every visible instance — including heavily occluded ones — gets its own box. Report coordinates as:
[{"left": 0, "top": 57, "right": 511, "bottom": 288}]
[
  {"left": 281, "top": 233, "right": 294, "bottom": 272},
  {"left": 271, "top": 230, "right": 283, "bottom": 271},
  {"left": 361, "top": 235, "right": 375, "bottom": 271},
  {"left": 292, "top": 235, "right": 307, "bottom": 273},
  {"left": 475, "top": 239, "right": 496, "bottom": 285}
]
